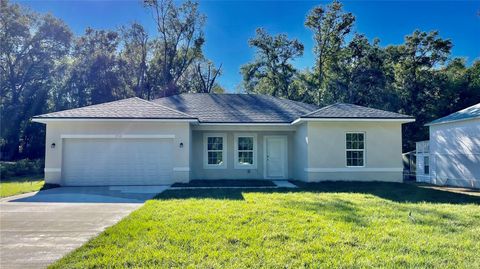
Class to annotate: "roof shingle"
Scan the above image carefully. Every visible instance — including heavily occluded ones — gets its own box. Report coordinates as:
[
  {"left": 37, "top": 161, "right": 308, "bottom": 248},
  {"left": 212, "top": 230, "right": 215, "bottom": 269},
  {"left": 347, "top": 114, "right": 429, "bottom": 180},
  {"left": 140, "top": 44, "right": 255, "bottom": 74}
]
[
  {"left": 153, "top": 93, "right": 318, "bottom": 123},
  {"left": 302, "top": 103, "right": 413, "bottom": 119},
  {"left": 34, "top": 97, "right": 195, "bottom": 119}
]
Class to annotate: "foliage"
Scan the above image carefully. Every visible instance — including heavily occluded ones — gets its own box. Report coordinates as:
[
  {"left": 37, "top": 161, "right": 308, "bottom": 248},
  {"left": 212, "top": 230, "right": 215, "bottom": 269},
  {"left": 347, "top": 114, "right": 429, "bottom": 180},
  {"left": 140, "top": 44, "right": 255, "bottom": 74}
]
[
  {"left": 0, "top": 0, "right": 221, "bottom": 161},
  {"left": 240, "top": 1, "right": 479, "bottom": 150},
  {"left": 50, "top": 183, "right": 480, "bottom": 268},
  {"left": 0, "top": 159, "right": 44, "bottom": 179},
  {"left": 305, "top": 0, "right": 355, "bottom": 105},
  {"left": 241, "top": 28, "right": 304, "bottom": 99},
  {"left": 144, "top": 0, "right": 206, "bottom": 97}
]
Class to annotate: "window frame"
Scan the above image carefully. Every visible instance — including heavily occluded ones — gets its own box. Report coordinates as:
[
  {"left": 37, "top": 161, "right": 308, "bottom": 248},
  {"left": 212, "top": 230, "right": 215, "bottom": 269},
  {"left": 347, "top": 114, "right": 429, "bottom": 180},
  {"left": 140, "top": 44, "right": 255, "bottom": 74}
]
[
  {"left": 203, "top": 133, "right": 227, "bottom": 169},
  {"left": 345, "top": 132, "right": 366, "bottom": 168},
  {"left": 234, "top": 133, "right": 257, "bottom": 169},
  {"left": 424, "top": 156, "right": 429, "bottom": 175}
]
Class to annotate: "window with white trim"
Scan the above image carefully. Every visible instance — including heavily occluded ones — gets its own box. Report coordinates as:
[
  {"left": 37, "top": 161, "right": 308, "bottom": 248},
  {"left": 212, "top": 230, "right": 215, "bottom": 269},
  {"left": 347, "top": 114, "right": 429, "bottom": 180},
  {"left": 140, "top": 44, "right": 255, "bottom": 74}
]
[
  {"left": 234, "top": 134, "right": 257, "bottom": 169},
  {"left": 346, "top": 132, "right": 365, "bottom": 167},
  {"left": 424, "top": 156, "right": 429, "bottom": 175},
  {"left": 204, "top": 134, "right": 226, "bottom": 168}
]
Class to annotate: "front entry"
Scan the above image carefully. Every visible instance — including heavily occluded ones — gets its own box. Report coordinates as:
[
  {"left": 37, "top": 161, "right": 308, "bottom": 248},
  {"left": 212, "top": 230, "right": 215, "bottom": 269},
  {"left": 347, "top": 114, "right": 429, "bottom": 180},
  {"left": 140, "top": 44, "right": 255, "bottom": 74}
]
[{"left": 264, "top": 136, "right": 287, "bottom": 179}]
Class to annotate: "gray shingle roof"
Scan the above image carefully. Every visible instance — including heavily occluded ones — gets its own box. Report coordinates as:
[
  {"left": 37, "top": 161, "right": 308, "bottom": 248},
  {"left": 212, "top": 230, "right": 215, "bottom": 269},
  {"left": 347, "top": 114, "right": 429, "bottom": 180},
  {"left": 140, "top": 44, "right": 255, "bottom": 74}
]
[
  {"left": 34, "top": 94, "right": 414, "bottom": 123},
  {"left": 153, "top": 93, "right": 318, "bottom": 123},
  {"left": 302, "top": 103, "right": 413, "bottom": 119},
  {"left": 427, "top": 103, "right": 480, "bottom": 125},
  {"left": 34, "top": 97, "right": 195, "bottom": 119}
]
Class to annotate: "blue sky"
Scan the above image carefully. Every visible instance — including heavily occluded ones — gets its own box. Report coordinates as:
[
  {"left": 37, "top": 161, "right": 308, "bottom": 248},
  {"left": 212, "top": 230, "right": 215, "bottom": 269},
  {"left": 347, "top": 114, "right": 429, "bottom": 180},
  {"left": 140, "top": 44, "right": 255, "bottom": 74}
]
[{"left": 18, "top": 0, "right": 480, "bottom": 91}]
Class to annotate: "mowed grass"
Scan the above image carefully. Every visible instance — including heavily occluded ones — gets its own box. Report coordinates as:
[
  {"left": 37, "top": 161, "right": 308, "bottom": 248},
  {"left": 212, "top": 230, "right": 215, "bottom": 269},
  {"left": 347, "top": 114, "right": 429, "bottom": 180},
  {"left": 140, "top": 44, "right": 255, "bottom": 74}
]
[
  {"left": 51, "top": 182, "right": 480, "bottom": 268},
  {"left": 0, "top": 175, "right": 45, "bottom": 198}
]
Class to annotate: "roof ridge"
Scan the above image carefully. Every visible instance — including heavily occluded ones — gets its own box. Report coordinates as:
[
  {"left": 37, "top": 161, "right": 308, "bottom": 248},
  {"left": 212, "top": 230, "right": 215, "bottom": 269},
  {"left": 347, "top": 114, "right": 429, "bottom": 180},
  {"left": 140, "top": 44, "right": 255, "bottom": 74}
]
[{"left": 133, "top": 97, "right": 197, "bottom": 118}]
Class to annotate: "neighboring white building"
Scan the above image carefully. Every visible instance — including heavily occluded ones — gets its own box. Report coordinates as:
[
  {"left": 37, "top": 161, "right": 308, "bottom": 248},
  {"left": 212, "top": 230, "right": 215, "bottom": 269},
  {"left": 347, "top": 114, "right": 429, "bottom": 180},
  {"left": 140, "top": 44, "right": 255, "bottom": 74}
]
[{"left": 416, "top": 103, "right": 480, "bottom": 188}]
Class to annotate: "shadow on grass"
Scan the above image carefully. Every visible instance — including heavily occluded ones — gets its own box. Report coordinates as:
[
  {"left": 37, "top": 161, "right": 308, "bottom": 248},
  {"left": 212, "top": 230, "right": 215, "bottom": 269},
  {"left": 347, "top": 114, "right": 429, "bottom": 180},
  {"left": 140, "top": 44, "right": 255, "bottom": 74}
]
[{"left": 156, "top": 181, "right": 480, "bottom": 205}]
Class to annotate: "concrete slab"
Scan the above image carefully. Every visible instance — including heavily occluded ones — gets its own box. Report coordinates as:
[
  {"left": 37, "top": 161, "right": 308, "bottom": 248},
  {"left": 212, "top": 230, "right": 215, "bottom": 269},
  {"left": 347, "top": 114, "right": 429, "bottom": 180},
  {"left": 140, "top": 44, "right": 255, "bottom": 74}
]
[
  {"left": 272, "top": 180, "right": 298, "bottom": 188},
  {"left": 0, "top": 186, "right": 168, "bottom": 268}
]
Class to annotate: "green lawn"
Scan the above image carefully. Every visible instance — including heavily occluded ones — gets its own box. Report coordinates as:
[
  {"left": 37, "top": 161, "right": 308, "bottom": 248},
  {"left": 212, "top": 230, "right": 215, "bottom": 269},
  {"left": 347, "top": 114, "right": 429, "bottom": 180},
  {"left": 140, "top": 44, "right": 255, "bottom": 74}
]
[
  {"left": 51, "top": 182, "right": 480, "bottom": 268},
  {"left": 0, "top": 175, "right": 46, "bottom": 198}
]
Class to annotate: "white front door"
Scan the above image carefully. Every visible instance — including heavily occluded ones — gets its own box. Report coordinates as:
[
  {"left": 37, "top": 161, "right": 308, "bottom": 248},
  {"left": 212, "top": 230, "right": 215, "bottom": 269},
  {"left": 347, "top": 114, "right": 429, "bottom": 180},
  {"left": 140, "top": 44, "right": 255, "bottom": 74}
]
[{"left": 265, "top": 136, "right": 287, "bottom": 179}]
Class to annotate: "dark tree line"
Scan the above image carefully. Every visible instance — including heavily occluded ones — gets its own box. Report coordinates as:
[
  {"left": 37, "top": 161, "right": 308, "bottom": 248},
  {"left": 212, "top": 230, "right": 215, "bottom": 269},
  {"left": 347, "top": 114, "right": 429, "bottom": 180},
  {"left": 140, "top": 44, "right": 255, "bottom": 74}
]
[
  {"left": 242, "top": 1, "right": 480, "bottom": 151},
  {"left": 0, "top": 0, "right": 223, "bottom": 161}
]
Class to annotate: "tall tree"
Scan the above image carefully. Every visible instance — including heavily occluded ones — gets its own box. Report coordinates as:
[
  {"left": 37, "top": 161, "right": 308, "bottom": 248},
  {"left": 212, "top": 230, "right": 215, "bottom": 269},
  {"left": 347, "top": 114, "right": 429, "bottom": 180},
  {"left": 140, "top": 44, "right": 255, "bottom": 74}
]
[
  {"left": 64, "top": 28, "right": 131, "bottom": 107},
  {"left": 386, "top": 30, "right": 452, "bottom": 149},
  {"left": 305, "top": 0, "right": 355, "bottom": 105},
  {"left": 241, "top": 28, "right": 304, "bottom": 99},
  {"left": 144, "top": 0, "right": 205, "bottom": 97},
  {"left": 120, "top": 22, "right": 150, "bottom": 99},
  {"left": 326, "top": 34, "right": 396, "bottom": 110},
  {"left": 195, "top": 61, "right": 222, "bottom": 93},
  {"left": 0, "top": 0, "right": 72, "bottom": 160}
]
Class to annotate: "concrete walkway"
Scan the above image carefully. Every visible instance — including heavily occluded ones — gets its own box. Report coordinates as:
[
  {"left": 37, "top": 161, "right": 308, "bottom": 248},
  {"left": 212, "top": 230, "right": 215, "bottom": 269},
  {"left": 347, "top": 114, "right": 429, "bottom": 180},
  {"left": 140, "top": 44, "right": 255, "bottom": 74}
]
[{"left": 0, "top": 186, "right": 169, "bottom": 269}]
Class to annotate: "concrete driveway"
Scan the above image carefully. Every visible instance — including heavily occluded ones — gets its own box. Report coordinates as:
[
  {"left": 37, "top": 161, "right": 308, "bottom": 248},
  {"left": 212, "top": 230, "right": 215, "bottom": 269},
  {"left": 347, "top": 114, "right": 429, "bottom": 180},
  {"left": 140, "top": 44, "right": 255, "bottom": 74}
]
[{"left": 0, "top": 186, "right": 169, "bottom": 269}]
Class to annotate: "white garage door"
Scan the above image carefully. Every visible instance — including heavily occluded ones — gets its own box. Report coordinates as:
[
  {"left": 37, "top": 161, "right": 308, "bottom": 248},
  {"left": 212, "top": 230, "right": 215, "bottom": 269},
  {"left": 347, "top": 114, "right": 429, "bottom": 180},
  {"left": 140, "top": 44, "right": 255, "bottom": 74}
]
[{"left": 62, "top": 138, "right": 174, "bottom": 186}]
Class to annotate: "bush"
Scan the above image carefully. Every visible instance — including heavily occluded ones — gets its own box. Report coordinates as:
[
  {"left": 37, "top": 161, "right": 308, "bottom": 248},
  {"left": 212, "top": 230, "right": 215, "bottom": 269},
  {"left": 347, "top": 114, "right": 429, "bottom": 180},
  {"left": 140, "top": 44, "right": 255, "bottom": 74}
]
[{"left": 0, "top": 159, "right": 44, "bottom": 179}]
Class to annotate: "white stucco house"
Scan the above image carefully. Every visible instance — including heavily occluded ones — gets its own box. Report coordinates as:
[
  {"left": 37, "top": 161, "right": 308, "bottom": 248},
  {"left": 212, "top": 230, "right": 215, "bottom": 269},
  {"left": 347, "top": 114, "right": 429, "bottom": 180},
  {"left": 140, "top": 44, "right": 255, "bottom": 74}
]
[
  {"left": 32, "top": 93, "right": 414, "bottom": 186},
  {"left": 416, "top": 103, "right": 480, "bottom": 188}
]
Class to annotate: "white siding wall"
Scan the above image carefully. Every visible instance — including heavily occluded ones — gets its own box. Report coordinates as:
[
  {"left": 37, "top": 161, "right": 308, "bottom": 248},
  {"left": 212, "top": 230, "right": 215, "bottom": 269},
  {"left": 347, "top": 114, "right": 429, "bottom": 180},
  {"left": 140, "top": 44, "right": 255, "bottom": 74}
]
[{"left": 429, "top": 118, "right": 480, "bottom": 188}]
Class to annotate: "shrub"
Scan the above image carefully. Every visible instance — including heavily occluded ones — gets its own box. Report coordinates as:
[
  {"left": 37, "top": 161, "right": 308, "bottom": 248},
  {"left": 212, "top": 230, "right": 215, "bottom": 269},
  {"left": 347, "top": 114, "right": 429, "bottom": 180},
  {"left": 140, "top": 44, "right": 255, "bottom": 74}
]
[{"left": 0, "top": 159, "right": 44, "bottom": 179}]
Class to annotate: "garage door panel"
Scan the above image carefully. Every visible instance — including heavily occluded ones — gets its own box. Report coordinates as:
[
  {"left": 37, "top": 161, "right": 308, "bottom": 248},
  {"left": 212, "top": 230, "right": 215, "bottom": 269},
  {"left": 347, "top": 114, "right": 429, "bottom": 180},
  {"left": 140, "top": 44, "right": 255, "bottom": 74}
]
[{"left": 62, "top": 138, "right": 173, "bottom": 186}]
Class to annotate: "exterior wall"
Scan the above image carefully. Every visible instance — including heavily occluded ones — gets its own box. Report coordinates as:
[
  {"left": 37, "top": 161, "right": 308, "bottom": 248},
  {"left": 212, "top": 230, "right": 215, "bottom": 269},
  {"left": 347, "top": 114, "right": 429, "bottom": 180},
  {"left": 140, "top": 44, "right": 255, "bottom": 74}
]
[
  {"left": 292, "top": 123, "right": 308, "bottom": 181},
  {"left": 43, "top": 121, "right": 191, "bottom": 185},
  {"left": 429, "top": 118, "right": 480, "bottom": 188},
  {"left": 190, "top": 128, "right": 294, "bottom": 180},
  {"left": 303, "top": 121, "right": 404, "bottom": 182}
]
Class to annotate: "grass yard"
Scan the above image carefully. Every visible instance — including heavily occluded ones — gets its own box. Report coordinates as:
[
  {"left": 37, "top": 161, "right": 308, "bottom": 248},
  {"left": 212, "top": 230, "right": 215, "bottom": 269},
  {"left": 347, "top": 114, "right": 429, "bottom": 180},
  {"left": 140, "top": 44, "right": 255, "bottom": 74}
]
[
  {"left": 0, "top": 175, "right": 47, "bottom": 198},
  {"left": 51, "top": 182, "right": 480, "bottom": 268}
]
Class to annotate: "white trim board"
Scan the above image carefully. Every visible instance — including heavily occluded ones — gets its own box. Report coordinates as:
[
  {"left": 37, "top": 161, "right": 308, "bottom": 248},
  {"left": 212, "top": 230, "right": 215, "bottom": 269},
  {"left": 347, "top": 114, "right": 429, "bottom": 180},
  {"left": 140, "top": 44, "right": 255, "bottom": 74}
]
[
  {"left": 32, "top": 118, "right": 198, "bottom": 123},
  {"left": 61, "top": 134, "right": 175, "bottom": 139},
  {"left": 292, "top": 118, "right": 415, "bottom": 125},
  {"left": 305, "top": 168, "right": 403, "bottom": 172},
  {"left": 44, "top": 168, "right": 61, "bottom": 173}
]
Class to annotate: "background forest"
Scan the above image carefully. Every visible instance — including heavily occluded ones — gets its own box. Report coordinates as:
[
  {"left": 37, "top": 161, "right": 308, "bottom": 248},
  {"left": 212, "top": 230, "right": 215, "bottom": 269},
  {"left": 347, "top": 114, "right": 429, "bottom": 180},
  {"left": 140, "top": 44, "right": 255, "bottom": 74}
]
[{"left": 1, "top": 0, "right": 479, "bottom": 162}]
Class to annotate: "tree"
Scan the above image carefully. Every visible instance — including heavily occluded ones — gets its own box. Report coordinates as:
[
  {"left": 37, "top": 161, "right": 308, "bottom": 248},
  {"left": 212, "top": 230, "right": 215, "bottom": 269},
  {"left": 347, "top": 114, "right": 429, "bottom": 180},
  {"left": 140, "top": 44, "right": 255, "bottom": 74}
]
[
  {"left": 241, "top": 28, "right": 304, "bottom": 99},
  {"left": 195, "top": 61, "right": 222, "bottom": 93},
  {"left": 64, "top": 28, "right": 131, "bottom": 107},
  {"left": 120, "top": 22, "right": 150, "bottom": 99},
  {"left": 0, "top": 0, "right": 72, "bottom": 160},
  {"left": 386, "top": 30, "right": 453, "bottom": 149},
  {"left": 144, "top": 0, "right": 205, "bottom": 97},
  {"left": 325, "top": 34, "right": 396, "bottom": 110},
  {"left": 305, "top": 0, "right": 355, "bottom": 105}
]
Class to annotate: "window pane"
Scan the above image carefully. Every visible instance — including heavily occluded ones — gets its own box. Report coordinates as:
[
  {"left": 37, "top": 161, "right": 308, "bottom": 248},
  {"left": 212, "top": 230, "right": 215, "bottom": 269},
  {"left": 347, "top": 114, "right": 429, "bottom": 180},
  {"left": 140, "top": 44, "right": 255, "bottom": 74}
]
[
  {"left": 208, "top": 137, "right": 223, "bottom": 151},
  {"left": 208, "top": 151, "right": 223, "bottom": 165},
  {"left": 358, "top": 142, "right": 364, "bottom": 149},
  {"left": 238, "top": 151, "right": 253, "bottom": 165},
  {"left": 238, "top": 137, "right": 253, "bottom": 150},
  {"left": 347, "top": 150, "right": 364, "bottom": 167},
  {"left": 358, "top": 133, "right": 364, "bottom": 141}
]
